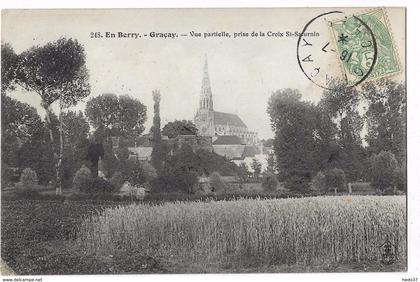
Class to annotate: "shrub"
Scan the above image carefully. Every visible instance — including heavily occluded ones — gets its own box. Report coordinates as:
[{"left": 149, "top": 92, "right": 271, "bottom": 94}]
[
  {"left": 110, "top": 171, "right": 124, "bottom": 190},
  {"left": 141, "top": 162, "right": 157, "bottom": 182},
  {"left": 261, "top": 173, "right": 279, "bottom": 192},
  {"left": 324, "top": 168, "right": 346, "bottom": 193},
  {"left": 19, "top": 168, "right": 38, "bottom": 188},
  {"left": 13, "top": 188, "right": 41, "bottom": 199},
  {"left": 394, "top": 165, "right": 406, "bottom": 192},
  {"left": 284, "top": 175, "right": 310, "bottom": 192},
  {"left": 209, "top": 172, "right": 227, "bottom": 194},
  {"left": 251, "top": 159, "right": 262, "bottom": 179},
  {"left": 80, "top": 177, "right": 116, "bottom": 195},
  {"left": 73, "top": 165, "right": 92, "bottom": 192},
  {"left": 153, "top": 164, "right": 198, "bottom": 194},
  {"left": 369, "top": 151, "right": 398, "bottom": 191},
  {"left": 311, "top": 171, "right": 326, "bottom": 192}
]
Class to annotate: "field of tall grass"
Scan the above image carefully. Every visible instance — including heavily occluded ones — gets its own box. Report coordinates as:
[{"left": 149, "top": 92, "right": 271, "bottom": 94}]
[{"left": 78, "top": 196, "right": 406, "bottom": 268}]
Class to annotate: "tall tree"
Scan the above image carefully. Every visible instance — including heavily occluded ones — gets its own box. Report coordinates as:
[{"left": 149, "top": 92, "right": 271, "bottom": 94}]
[
  {"left": 1, "top": 95, "right": 46, "bottom": 185},
  {"left": 267, "top": 88, "right": 335, "bottom": 191},
  {"left": 318, "top": 79, "right": 365, "bottom": 181},
  {"left": 17, "top": 112, "right": 59, "bottom": 185},
  {"left": 1, "top": 43, "right": 20, "bottom": 94},
  {"left": 85, "top": 93, "right": 147, "bottom": 141},
  {"left": 17, "top": 37, "right": 90, "bottom": 194},
  {"left": 150, "top": 90, "right": 163, "bottom": 172},
  {"left": 362, "top": 79, "right": 406, "bottom": 163},
  {"left": 61, "top": 111, "right": 90, "bottom": 188},
  {"left": 118, "top": 94, "right": 147, "bottom": 140},
  {"left": 162, "top": 120, "right": 198, "bottom": 138}
]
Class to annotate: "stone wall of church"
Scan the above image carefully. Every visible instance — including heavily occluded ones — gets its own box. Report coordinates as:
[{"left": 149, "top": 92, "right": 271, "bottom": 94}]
[{"left": 214, "top": 124, "right": 258, "bottom": 144}]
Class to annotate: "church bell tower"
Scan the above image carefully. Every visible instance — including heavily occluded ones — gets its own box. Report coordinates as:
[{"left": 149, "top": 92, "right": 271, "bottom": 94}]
[{"left": 194, "top": 55, "right": 215, "bottom": 136}]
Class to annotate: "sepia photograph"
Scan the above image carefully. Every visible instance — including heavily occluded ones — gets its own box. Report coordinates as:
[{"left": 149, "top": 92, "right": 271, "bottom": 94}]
[{"left": 0, "top": 6, "right": 410, "bottom": 277}]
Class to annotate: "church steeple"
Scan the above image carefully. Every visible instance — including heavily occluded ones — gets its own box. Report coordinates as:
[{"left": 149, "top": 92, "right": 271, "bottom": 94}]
[{"left": 200, "top": 55, "right": 213, "bottom": 110}]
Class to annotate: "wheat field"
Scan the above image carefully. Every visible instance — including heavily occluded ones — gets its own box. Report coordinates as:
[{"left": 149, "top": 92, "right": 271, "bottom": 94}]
[{"left": 78, "top": 196, "right": 406, "bottom": 266}]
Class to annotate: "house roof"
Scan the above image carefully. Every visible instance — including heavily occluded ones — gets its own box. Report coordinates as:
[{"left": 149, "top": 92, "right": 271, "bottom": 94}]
[
  {"left": 214, "top": 111, "right": 247, "bottom": 128},
  {"left": 128, "top": 147, "right": 153, "bottom": 159},
  {"left": 213, "top": 144, "right": 246, "bottom": 159},
  {"left": 213, "top": 135, "right": 244, "bottom": 145}
]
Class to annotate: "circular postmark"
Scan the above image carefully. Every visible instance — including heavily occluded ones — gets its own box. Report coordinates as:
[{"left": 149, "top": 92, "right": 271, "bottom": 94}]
[{"left": 297, "top": 11, "right": 378, "bottom": 90}]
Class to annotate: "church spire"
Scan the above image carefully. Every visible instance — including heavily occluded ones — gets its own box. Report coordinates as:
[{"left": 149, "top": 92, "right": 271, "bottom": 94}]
[{"left": 200, "top": 54, "right": 213, "bottom": 110}]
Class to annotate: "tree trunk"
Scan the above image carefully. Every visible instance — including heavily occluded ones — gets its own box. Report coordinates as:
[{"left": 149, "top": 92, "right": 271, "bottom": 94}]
[
  {"left": 43, "top": 105, "right": 60, "bottom": 193},
  {"left": 56, "top": 103, "right": 64, "bottom": 195}
]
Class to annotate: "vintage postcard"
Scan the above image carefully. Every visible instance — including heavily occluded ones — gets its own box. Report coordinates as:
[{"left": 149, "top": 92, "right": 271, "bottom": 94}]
[{"left": 1, "top": 7, "right": 406, "bottom": 276}]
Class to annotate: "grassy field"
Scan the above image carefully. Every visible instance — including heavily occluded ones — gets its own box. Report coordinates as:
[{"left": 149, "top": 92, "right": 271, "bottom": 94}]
[
  {"left": 78, "top": 196, "right": 406, "bottom": 271},
  {"left": 1, "top": 195, "right": 406, "bottom": 274}
]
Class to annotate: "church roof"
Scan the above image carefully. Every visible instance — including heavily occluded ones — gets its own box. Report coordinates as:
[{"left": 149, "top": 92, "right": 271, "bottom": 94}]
[
  {"left": 214, "top": 111, "right": 247, "bottom": 128},
  {"left": 213, "top": 135, "right": 244, "bottom": 145}
]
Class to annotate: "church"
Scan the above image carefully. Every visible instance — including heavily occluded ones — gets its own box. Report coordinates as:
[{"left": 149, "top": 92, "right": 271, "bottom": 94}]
[{"left": 194, "top": 57, "right": 258, "bottom": 145}]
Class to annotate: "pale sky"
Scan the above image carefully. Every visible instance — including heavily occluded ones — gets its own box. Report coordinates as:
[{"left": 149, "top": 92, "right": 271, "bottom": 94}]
[{"left": 1, "top": 8, "right": 405, "bottom": 139}]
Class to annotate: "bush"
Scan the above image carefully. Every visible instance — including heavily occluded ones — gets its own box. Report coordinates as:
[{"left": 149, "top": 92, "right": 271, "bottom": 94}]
[
  {"left": 311, "top": 171, "right": 326, "bottom": 192},
  {"left": 110, "top": 171, "right": 124, "bottom": 190},
  {"left": 369, "top": 151, "right": 398, "bottom": 191},
  {"left": 284, "top": 175, "right": 310, "bottom": 192},
  {"left": 79, "top": 177, "right": 116, "bottom": 195},
  {"left": 261, "top": 173, "right": 279, "bottom": 192},
  {"left": 382, "top": 187, "right": 396, "bottom": 195},
  {"left": 141, "top": 162, "right": 158, "bottom": 183},
  {"left": 209, "top": 172, "right": 227, "bottom": 194},
  {"left": 324, "top": 168, "right": 346, "bottom": 193},
  {"left": 13, "top": 188, "right": 41, "bottom": 199},
  {"left": 394, "top": 165, "right": 406, "bottom": 192},
  {"left": 73, "top": 165, "right": 92, "bottom": 192},
  {"left": 19, "top": 168, "right": 38, "bottom": 188}
]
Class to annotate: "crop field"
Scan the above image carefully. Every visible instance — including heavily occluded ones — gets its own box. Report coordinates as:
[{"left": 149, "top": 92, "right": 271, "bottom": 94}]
[{"left": 78, "top": 196, "right": 406, "bottom": 270}]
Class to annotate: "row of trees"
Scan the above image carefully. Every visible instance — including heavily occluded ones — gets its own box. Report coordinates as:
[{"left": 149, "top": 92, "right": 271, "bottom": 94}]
[
  {"left": 2, "top": 39, "right": 151, "bottom": 195},
  {"left": 267, "top": 78, "right": 406, "bottom": 192},
  {"left": 2, "top": 39, "right": 90, "bottom": 194}
]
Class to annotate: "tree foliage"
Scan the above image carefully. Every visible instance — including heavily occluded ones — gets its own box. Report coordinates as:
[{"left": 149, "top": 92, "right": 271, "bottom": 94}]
[
  {"left": 153, "top": 145, "right": 198, "bottom": 194},
  {"left": 85, "top": 93, "right": 147, "bottom": 141},
  {"left": 1, "top": 43, "right": 20, "bottom": 94},
  {"left": 362, "top": 79, "right": 406, "bottom": 164},
  {"left": 209, "top": 171, "right": 227, "bottom": 194},
  {"left": 319, "top": 79, "right": 365, "bottom": 181},
  {"left": 251, "top": 158, "right": 262, "bottom": 179},
  {"left": 261, "top": 172, "right": 279, "bottom": 192},
  {"left": 369, "top": 150, "right": 399, "bottom": 191},
  {"left": 267, "top": 88, "right": 336, "bottom": 191},
  {"left": 19, "top": 168, "right": 38, "bottom": 188},
  {"left": 324, "top": 168, "right": 346, "bottom": 193},
  {"left": 61, "top": 111, "right": 90, "bottom": 188},
  {"left": 311, "top": 171, "right": 326, "bottom": 192},
  {"left": 1, "top": 95, "right": 56, "bottom": 185},
  {"left": 150, "top": 90, "right": 164, "bottom": 172},
  {"left": 17, "top": 38, "right": 90, "bottom": 108},
  {"left": 72, "top": 165, "right": 91, "bottom": 193},
  {"left": 16, "top": 37, "right": 91, "bottom": 194},
  {"left": 1, "top": 95, "right": 43, "bottom": 166},
  {"left": 162, "top": 120, "right": 198, "bottom": 138}
]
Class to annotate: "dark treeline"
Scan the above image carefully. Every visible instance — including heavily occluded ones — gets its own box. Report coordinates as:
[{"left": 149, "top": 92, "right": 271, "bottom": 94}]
[{"left": 267, "top": 78, "right": 406, "bottom": 193}]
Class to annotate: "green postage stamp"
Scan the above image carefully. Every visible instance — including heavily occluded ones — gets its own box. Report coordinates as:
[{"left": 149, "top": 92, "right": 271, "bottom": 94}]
[{"left": 330, "top": 8, "right": 400, "bottom": 85}]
